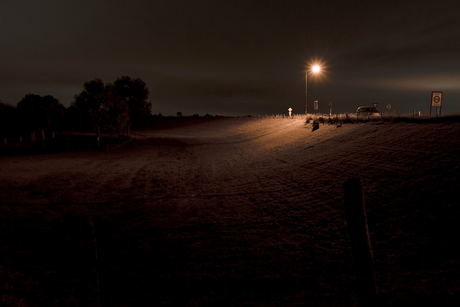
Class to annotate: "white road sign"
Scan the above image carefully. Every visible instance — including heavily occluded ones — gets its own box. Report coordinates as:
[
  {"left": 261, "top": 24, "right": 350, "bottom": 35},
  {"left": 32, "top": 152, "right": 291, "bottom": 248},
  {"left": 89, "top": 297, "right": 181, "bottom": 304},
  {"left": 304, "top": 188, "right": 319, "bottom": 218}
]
[{"left": 431, "top": 91, "right": 443, "bottom": 107}]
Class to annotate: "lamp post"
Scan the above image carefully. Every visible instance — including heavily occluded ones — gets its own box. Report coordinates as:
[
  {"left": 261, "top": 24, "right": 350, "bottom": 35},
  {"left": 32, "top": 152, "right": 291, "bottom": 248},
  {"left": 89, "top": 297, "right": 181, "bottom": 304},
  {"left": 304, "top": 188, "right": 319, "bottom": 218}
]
[{"left": 305, "top": 64, "right": 321, "bottom": 115}]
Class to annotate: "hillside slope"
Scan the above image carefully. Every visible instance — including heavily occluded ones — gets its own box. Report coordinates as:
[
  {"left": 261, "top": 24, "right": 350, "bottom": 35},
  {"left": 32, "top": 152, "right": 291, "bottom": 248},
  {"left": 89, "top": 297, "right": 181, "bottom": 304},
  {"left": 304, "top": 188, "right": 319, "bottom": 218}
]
[{"left": 1, "top": 117, "right": 459, "bottom": 306}]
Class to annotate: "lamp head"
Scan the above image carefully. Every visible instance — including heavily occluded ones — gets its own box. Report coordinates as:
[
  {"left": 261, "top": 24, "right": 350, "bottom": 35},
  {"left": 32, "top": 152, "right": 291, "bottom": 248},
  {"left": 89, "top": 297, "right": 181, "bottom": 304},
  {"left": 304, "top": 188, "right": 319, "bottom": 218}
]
[{"left": 312, "top": 65, "right": 321, "bottom": 73}]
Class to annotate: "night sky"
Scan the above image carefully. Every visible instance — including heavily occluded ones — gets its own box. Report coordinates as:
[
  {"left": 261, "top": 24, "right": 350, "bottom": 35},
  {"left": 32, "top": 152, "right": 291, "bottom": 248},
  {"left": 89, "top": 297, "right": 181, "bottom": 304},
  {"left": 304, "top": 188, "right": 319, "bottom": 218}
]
[{"left": 1, "top": 0, "right": 459, "bottom": 116}]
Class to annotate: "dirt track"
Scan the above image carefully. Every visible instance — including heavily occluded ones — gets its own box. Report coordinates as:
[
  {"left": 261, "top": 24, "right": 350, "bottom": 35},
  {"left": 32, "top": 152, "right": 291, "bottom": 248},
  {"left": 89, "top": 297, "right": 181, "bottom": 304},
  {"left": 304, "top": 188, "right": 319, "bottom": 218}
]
[{"left": 1, "top": 117, "right": 459, "bottom": 306}]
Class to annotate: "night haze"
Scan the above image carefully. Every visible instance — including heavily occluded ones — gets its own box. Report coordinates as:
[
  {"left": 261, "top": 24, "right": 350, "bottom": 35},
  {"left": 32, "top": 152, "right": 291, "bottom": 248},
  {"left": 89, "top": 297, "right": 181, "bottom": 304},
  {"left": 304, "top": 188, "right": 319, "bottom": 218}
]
[
  {"left": 2, "top": 1, "right": 460, "bottom": 305},
  {"left": 1, "top": 0, "right": 460, "bottom": 116}
]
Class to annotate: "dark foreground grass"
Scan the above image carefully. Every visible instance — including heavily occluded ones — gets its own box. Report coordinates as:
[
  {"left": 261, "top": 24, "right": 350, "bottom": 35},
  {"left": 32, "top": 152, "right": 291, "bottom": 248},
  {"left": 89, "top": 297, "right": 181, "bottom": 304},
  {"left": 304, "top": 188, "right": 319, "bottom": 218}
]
[
  {"left": 2, "top": 118, "right": 460, "bottom": 306},
  {"left": 2, "top": 192, "right": 459, "bottom": 306},
  {"left": 0, "top": 133, "right": 131, "bottom": 156},
  {"left": 0, "top": 200, "right": 353, "bottom": 306}
]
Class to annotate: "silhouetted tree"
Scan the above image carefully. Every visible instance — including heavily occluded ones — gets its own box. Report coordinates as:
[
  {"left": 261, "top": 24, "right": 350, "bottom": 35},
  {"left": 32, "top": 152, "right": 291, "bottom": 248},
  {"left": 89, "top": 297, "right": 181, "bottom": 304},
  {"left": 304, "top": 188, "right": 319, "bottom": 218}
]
[
  {"left": 40, "top": 95, "right": 66, "bottom": 131},
  {"left": 0, "top": 101, "right": 19, "bottom": 136},
  {"left": 113, "top": 76, "right": 151, "bottom": 128},
  {"left": 16, "top": 94, "right": 65, "bottom": 133},
  {"left": 68, "top": 79, "right": 107, "bottom": 132},
  {"left": 69, "top": 76, "right": 151, "bottom": 133},
  {"left": 17, "top": 94, "right": 48, "bottom": 133},
  {"left": 106, "top": 83, "right": 130, "bottom": 135}
]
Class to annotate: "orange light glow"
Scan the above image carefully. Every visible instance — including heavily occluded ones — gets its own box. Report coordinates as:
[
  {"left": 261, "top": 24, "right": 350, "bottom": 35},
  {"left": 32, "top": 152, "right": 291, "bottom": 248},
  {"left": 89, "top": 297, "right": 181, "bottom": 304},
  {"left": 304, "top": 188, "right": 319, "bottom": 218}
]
[{"left": 312, "top": 65, "right": 321, "bottom": 73}]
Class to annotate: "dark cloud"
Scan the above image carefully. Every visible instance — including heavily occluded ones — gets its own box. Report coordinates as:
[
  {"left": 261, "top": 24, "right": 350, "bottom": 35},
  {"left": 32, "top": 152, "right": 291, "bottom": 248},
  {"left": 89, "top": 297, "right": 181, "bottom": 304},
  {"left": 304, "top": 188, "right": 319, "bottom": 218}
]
[{"left": 1, "top": 0, "right": 459, "bottom": 115}]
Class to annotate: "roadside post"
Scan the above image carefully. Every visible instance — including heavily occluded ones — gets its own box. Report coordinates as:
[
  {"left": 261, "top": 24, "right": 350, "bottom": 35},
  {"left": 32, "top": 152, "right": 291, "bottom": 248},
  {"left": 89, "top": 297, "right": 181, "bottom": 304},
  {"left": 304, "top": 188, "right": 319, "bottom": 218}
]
[
  {"left": 288, "top": 107, "right": 292, "bottom": 117},
  {"left": 386, "top": 104, "right": 391, "bottom": 118},
  {"left": 96, "top": 126, "right": 101, "bottom": 150},
  {"left": 328, "top": 102, "right": 332, "bottom": 117},
  {"left": 343, "top": 178, "right": 378, "bottom": 306},
  {"left": 311, "top": 101, "right": 319, "bottom": 131},
  {"left": 314, "top": 100, "right": 318, "bottom": 114},
  {"left": 430, "top": 91, "right": 443, "bottom": 117}
]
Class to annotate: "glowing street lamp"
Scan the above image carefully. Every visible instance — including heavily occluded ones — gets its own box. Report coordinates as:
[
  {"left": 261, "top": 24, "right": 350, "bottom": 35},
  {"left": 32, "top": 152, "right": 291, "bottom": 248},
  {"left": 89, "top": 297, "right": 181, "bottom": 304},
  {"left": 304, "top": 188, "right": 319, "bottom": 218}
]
[
  {"left": 312, "top": 65, "right": 321, "bottom": 73},
  {"left": 305, "top": 64, "right": 322, "bottom": 115}
]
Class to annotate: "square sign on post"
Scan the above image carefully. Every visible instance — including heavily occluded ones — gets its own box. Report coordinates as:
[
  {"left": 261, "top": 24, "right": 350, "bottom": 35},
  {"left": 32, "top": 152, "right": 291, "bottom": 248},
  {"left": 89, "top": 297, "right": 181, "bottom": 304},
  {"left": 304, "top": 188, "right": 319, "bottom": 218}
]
[
  {"left": 430, "top": 91, "right": 443, "bottom": 117},
  {"left": 431, "top": 91, "right": 442, "bottom": 107}
]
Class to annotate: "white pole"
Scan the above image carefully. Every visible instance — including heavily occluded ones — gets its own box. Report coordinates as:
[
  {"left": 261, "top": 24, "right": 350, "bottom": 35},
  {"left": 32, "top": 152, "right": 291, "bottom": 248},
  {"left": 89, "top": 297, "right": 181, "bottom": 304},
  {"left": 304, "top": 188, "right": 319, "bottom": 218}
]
[{"left": 305, "top": 70, "right": 308, "bottom": 115}]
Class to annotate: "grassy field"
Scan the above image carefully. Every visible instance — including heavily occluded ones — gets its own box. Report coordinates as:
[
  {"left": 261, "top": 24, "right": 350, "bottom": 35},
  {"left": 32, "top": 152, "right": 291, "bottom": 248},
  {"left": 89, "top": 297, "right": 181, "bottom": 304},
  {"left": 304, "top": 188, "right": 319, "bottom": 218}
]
[{"left": 1, "top": 116, "right": 459, "bottom": 306}]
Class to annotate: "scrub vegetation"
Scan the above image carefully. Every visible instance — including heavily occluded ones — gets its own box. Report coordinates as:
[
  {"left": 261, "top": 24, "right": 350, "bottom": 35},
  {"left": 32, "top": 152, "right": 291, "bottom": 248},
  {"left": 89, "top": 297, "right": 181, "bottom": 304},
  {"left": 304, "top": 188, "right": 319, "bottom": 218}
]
[{"left": 0, "top": 76, "right": 152, "bottom": 140}]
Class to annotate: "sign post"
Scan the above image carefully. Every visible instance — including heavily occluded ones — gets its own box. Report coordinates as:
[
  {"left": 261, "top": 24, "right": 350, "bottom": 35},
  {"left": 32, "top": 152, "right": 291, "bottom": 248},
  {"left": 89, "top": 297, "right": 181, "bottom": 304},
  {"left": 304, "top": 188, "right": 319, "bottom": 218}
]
[
  {"left": 430, "top": 91, "right": 443, "bottom": 117},
  {"left": 328, "top": 102, "right": 332, "bottom": 117}
]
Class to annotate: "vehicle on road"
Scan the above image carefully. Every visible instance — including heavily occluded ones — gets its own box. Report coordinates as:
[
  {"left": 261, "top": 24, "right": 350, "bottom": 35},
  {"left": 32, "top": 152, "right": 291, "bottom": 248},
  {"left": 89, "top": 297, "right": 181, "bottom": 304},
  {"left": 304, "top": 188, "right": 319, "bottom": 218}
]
[{"left": 356, "top": 106, "right": 380, "bottom": 117}]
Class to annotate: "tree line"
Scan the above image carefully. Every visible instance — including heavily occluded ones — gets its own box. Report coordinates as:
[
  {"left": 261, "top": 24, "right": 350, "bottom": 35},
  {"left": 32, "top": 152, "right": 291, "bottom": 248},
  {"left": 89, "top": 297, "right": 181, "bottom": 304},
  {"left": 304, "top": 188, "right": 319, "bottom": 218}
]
[{"left": 0, "top": 76, "right": 152, "bottom": 136}]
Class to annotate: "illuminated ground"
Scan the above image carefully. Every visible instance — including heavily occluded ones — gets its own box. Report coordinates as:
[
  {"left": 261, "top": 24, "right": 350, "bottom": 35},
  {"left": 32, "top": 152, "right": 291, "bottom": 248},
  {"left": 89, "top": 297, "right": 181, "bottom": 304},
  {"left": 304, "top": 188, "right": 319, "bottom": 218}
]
[{"left": 1, "top": 117, "right": 459, "bottom": 306}]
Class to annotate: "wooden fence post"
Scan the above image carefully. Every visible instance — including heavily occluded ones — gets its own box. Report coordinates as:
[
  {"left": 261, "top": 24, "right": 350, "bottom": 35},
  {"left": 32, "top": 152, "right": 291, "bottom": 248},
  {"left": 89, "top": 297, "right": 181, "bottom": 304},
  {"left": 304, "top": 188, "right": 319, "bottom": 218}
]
[
  {"left": 89, "top": 218, "right": 101, "bottom": 307},
  {"left": 343, "top": 178, "right": 378, "bottom": 306},
  {"left": 97, "top": 126, "right": 101, "bottom": 150}
]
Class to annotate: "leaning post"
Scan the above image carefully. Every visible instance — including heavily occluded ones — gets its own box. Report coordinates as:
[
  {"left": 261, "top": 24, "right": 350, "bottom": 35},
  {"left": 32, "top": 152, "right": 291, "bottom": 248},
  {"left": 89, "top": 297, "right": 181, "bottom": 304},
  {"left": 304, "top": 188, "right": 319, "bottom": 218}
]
[{"left": 343, "top": 178, "right": 378, "bottom": 306}]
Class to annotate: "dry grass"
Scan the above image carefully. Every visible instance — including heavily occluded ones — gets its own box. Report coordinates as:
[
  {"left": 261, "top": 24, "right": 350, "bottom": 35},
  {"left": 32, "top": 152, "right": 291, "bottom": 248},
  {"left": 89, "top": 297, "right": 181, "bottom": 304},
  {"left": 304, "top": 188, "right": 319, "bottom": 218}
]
[{"left": 1, "top": 116, "right": 459, "bottom": 306}]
